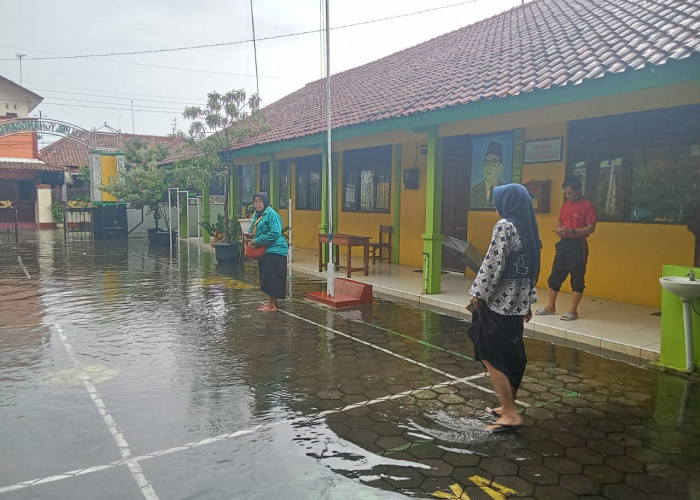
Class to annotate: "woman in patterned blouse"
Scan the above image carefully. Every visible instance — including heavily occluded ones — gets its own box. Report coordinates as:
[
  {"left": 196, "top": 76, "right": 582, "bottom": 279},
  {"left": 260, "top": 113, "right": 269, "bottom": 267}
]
[{"left": 467, "top": 183, "right": 541, "bottom": 433}]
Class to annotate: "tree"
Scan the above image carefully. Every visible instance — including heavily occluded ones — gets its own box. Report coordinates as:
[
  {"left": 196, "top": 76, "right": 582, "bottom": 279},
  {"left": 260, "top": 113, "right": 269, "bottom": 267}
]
[
  {"left": 181, "top": 89, "right": 264, "bottom": 243},
  {"left": 101, "top": 139, "right": 173, "bottom": 230}
]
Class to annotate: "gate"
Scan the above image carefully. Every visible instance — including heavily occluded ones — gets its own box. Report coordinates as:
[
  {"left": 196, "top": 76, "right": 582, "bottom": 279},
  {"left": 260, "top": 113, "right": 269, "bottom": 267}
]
[
  {"left": 65, "top": 207, "right": 94, "bottom": 240},
  {"left": 0, "top": 205, "right": 18, "bottom": 243}
]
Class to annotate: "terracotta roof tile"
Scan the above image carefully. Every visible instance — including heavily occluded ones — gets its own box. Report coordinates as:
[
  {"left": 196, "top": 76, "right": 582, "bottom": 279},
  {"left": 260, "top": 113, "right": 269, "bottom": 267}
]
[
  {"left": 219, "top": 0, "right": 699, "bottom": 153},
  {"left": 0, "top": 159, "right": 61, "bottom": 172},
  {"left": 39, "top": 133, "right": 186, "bottom": 170}
]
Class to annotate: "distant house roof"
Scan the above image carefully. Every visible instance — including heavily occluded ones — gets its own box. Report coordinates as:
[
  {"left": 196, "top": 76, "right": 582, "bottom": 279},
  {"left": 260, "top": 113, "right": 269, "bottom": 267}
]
[
  {"left": 228, "top": 0, "right": 699, "bottom": 154},
  {"left": 160, "top": 147, "right": 201, "bottom": 166},
  {"left": 0, "top": 158, "right": 61, "bottom": 172},
  {"left": 39, "top": 133, "right": 187, "bottom": 171},
  {"left": 0, "top": 75, "right": 43, "bottom": 113}
]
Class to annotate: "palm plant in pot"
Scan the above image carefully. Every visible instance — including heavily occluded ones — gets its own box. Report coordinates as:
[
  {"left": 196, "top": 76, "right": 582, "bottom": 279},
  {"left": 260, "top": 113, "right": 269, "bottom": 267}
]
[
  {"left": 181, "top": 89, "right": 264, "bottom": 263},
  {"left": 199, "top": 213, "right": 242, "bottom": 263}
]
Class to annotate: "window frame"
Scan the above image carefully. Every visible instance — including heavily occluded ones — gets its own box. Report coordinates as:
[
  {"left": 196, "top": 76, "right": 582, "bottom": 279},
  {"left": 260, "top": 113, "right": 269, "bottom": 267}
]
[
  {"left": 294, "top": 155, "right": 322, "bottom": 211},
  {"left": 565, "top": 105, "right": 700, "bottom": 225},
  {"left": 341, "top": 145, "right": 392, "bottom": 214}
]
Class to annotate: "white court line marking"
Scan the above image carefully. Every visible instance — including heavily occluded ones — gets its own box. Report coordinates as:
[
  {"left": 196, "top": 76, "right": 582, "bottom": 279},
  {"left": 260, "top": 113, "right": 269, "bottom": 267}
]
[
  {"left": 5, "top": 310, "right": 520, "bottom": 494},
  {"left": 312, "top": 373, "right": 488, "bottom": 419},
  {"left": 17, "top": 256, "right": 31, "bottom": 279},
  {"left": 281, "top": 310, "right": 530, "bottom": 408},
  {"left": 0, "top": 423, "right": 280, "bottom": 494},
  {"left": 53, "top": 324, "right": 159, "bottom": 500},
  {"left": 0, "top": 376, "right": 494, "bottom": 494}
]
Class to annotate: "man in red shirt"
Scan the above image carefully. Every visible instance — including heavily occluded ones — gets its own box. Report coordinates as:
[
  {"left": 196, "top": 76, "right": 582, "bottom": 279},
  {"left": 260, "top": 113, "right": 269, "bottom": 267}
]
[{"left": 536, "top": 176, "right": 597, "bottom": 321}]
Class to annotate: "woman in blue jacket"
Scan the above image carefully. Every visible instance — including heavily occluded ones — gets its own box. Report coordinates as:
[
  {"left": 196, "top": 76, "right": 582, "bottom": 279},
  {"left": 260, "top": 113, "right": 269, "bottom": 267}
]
[{"left": 246, "top": 192, "right": 288, "bottom": 312}]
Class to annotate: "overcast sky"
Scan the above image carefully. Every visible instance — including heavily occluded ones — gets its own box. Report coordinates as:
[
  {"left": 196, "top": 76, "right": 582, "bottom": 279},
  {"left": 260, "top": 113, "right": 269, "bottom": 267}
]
[{"left": 1, "top": 0, "right": 526, "bottom": 146}]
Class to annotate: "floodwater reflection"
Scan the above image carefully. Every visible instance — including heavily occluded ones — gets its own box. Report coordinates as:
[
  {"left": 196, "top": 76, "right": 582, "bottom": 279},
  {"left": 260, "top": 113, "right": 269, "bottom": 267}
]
[{"left": 0, "top": 232, "right": 698, "bottom": 499}]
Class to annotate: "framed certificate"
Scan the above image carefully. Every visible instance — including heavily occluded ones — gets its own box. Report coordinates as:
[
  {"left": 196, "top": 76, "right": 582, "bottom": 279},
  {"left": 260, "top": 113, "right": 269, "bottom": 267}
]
[{"left": 524, "top": 138, "right": 562, "bottom": 163}]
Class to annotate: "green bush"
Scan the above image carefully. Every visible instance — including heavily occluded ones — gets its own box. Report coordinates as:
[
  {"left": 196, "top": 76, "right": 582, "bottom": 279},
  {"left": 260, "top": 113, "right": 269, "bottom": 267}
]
[{"left": 51, "top": 202, "right": 64, "bottom": 223}]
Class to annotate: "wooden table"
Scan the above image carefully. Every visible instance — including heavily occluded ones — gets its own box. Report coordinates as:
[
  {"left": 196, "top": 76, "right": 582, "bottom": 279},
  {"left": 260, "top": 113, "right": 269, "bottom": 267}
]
[{"left": 318, "top": 234, "right": 370, "bottom": 278}]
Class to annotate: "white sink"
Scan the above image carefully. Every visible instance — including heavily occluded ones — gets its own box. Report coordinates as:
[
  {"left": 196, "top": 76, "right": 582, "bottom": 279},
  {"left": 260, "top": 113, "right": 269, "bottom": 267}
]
[{"left": 659, "top": 276, "right": 700, "bottom": 302}]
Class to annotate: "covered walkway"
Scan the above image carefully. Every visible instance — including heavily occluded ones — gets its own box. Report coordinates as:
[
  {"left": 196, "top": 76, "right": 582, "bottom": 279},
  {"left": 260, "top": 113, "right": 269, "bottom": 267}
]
[{"left": 290, "top": 247, "right": 662, "bottom": 365}]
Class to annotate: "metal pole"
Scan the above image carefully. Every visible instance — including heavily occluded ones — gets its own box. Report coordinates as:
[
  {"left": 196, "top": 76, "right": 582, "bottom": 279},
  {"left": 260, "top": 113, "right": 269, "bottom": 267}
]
[
  {"left": 168, "top": 187, "right": 178, "bottom": 258},
  {"left": 196, "top": 195, "right": 202, "bottom": 261},
  {"left": 177, "top": 190, "right": 187, "bottom": 261},
  {"left": 249, "top": 0, "right": 260, "bottom": 96},
  {"left": 184, "top": 191, "right": 190, "bottom": 246},
  {"left": 324, "top": 0, "right": 335, "bottom": 297},
  {"left": 288, "top": 197, "right": 293, "bottom": 279},
  {"left": 197, "top": 196, "right": 201, "bottom": 244},
  {"left": 16, "top": 54, "right": 26, "bottom": 86}
]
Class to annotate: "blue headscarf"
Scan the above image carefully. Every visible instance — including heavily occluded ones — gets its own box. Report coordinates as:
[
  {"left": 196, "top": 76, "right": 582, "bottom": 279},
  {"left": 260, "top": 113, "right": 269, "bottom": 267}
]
[{"left": 492, "top": 183, "right": 541, "bottom": 288}]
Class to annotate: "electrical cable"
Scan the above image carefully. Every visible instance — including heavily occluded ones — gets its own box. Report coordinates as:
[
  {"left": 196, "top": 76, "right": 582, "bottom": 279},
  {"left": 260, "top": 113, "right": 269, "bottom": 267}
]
[{"left": 0, "top": 0, "right": 480, "bottom": 62}]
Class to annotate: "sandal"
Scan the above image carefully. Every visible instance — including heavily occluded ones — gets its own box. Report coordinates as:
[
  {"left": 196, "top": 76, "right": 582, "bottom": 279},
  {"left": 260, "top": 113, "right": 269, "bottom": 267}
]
[
  {"left": 560, "top": 312, "right": 578, "bottom": 321},
  {"left": 534, "top": 308, "right": 555, "bottom": 315},
  {"left": 485, "top": 407, "right": 501, "bottom": 419},
  {"left": 486, "top": 423, "right": 522, "bottom": 434}
]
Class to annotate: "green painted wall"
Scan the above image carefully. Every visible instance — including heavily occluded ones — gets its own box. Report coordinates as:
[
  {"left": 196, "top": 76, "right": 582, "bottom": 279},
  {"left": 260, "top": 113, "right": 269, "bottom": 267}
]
[{"left": 659, "top": 265, "right": 700, "bottom": 373}]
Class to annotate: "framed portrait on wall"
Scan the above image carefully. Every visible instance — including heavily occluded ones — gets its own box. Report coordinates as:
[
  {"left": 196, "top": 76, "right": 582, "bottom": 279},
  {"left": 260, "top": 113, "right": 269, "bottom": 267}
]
[
  {"left": 240, "top": 164, "right": 256, "bottom": 203},
  {"left": 470, "top": 131, "right": 514, "bottom": 209}
]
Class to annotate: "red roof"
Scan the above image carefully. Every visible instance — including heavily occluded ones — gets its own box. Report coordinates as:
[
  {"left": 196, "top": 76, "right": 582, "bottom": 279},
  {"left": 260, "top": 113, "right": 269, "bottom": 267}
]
[
  {"left": 230, "top": 0, "right": 699, "bottom": 152},
  {"left": 0, "top": 159, "right": 62, "bottom": 172},
  {"left": 39, "top": 133, "right": 186, "bottom": 170}
]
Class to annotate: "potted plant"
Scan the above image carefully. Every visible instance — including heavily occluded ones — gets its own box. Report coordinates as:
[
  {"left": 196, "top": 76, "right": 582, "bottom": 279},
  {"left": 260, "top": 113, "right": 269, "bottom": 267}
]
[
  {"left": 200, "top": 213, "right": 242, "bottom": 263},
  {"left": 238, "top": 201, "right": 255, "bottom": 236},
  {"left": 51, "top": 202, "right": 65, "bottom": 228},
  {"left": 101, "top": 140, "right": 177, "bottom": 246},
  {"left": 181, "top": 89, "right": 265, "bottom": 257}
]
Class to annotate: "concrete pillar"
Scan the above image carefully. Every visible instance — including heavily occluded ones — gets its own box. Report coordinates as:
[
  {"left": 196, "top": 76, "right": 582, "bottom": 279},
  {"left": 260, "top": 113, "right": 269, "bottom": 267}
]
[{"left": 36, "top": 184, "right": 53, "bottom": 229}]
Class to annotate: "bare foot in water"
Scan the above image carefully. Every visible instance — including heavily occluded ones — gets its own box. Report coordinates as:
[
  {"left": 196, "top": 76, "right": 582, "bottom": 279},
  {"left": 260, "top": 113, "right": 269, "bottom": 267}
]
[{"left": 259, "top": 304, "right": 278, "bottom": 312}]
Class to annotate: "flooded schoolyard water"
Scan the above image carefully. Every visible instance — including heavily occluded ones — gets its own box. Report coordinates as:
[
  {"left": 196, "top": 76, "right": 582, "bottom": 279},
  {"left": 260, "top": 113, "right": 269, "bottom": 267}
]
[{"left": 1, "top": 230, "right": 699, "bottom": 499}]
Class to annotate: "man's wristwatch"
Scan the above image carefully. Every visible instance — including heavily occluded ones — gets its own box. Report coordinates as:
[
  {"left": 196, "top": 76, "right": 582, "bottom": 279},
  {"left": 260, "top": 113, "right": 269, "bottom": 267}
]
[{"left": 571, "top": 228, "right": 577, "bottom": 235}]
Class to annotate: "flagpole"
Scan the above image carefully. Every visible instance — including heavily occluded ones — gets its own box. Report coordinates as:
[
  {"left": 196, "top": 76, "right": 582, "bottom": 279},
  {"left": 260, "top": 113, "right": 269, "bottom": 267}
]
[{"left": 325, "top": 0, "right": 335, "bottom": 297}]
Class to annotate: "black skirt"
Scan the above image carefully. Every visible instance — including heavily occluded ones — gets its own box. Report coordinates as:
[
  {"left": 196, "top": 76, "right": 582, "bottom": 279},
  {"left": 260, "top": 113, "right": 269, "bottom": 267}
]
[
  {"left": 467, "top": 304, "right": 526, "bottom": 390},
  {"left": 259, "top": 253, "right": 287, "bottom": 299}
]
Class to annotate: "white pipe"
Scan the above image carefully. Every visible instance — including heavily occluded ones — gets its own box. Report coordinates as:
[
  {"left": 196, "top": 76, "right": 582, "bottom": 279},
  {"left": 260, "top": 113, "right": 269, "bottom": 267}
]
[{"left": 681, "top": 299, "right": 695, "bottom": 372}]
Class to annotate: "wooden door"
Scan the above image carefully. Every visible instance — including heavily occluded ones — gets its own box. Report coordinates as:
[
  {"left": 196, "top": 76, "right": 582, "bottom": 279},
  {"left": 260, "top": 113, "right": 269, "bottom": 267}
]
[{"left": 441, "top": 135, "right": 471, "bottom": 272}]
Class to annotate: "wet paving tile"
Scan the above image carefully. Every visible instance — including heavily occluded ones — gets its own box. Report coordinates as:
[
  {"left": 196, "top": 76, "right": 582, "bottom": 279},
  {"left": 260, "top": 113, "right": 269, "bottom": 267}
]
[{"left": 0, "top": 234, "right": 699, "bottom": 499}]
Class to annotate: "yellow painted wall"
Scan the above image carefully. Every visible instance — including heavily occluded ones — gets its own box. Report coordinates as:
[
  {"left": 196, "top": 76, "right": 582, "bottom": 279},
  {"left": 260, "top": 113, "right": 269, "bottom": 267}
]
[
  {"left": 251, "top": 82, "right": 698, "bottom": 307},
  {"left": 397, "top": 140, "right": 428, "bottom": 268},
  {"left": 288, "top": 160, "right": 322, "bottom": 251},
  {"left": 101, "top": 155, "right": 117, "bottom": 202},
  {"left": 456, "top": 85, "right": 699, "bottom": 307}
]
